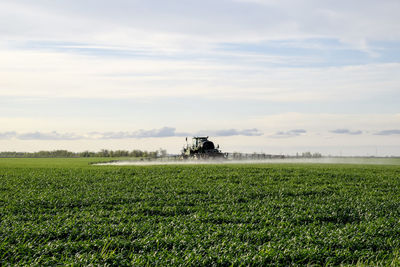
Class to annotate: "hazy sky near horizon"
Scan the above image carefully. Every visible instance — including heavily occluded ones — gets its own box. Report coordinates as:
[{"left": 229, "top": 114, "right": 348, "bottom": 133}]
[{"left": 1, "top": 0, "right": 400, "bottom": 155}]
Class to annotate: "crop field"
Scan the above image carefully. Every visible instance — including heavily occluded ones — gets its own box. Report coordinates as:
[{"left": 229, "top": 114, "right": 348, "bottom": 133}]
[{"left": 1, "top": 158, "right": 400, "bottom": 265}]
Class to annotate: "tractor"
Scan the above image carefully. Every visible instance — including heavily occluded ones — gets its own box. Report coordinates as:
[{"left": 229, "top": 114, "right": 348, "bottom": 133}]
[{"left": 181, "top": 136, "right": 226, "bottom": 160}]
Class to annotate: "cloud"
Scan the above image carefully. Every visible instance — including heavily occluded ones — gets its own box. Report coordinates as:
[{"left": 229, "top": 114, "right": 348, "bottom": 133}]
[
  {"left": 92, "top": 127, "right": 263, "bottom": 139},
  {"left": 1, "top": 1, "right": 399, "bottom": 108},
  {"left": 0, "top": 131, "right": 16, "bottom": 139},
  {"left": 134, "top": 127, "right": 187, "bottom": 138},
  {"left": 1, "top": 0, "right": 399, "bottom": 51},
  {"left": 17, "top": 131, "right": 83, "bottom": 140},
  {"left": 87, "top": 127, "right": 263, "bottom": 139},
  {"left": 2, "top": 48, "right": 400, "bottom": 105},
  {"left": 0, "top": 127, "right": 263, "bottom": 140},
  {"left": 92, "top": 127, "right": 188, "bottom": 139},
  {"left": 330, "top": 129, "right": 363, "bottom": 135},
  {"left": 374, "top": 129, "right": 400, "bottom": 135},
  {"left": 270, "top": 129, "right": 306, "bottom": 138},
  {"left": 198, "top": 128, "right": 263, "bottom": 137}
]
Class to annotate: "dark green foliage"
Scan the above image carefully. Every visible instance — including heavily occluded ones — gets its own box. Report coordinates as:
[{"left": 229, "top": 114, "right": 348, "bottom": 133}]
[
  {"left": 0, "top": 149, "right": 159, "bottom": 158},
  {"left": 1, "top": 160, "right": 400, "bottom": 265}
]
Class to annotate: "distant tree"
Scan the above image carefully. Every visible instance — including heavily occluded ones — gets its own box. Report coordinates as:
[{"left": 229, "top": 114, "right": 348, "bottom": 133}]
[
  {"left": 99, "top": 149, "right": 110, "bottom": 157},
  {"left": 312, "top": 152, "right": 322, "bottom": 158},
  {"left": 0, "top": 149, "right": 160, "bottom": 158},
  {"left": 157, "top": 148, "right": 167, "bottom": 157}
]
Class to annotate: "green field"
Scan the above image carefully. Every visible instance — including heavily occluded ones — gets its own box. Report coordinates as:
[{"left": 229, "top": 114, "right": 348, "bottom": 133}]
[{"left": 1, "top": 158, "right": 400, "bottom": 265}]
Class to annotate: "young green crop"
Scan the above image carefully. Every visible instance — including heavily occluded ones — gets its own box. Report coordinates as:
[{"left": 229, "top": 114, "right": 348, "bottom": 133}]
[{"left": 0, "top": 158, "right": 400, "bottom": 265}]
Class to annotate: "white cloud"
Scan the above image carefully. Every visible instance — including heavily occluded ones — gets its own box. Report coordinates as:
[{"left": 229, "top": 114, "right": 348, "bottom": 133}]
[
  {"left": 1, "top": 0, "right": 400, "bottom": 52},
  {"left": 17, "top": 131, "right": 82, "bottom": 140},
  {"left": 0, "top": 127, "right": 264, "bottom": 140},
  {"left": 248, "top": 113, "right": 400, "bottom": 133},
  {"left": 270, "top": 129, "right": 306, "bottom": 138},
  {"left": 233, "top": 0, "right": 400, "bottom": 45},
  {"left": 375, "top": 130, "right": 400, "bottom": 136},
  {"left": 0, "top": 131, "right": 16, "bottom": 139},
  {"left": 1, "top": 1, "right": 399, "bottom": 104},
  {"left": 330, "top": 129, "right": 363, "bottom": 135},
  {"left": 1, "top": 49, "right": 399, "bottom": 103},
  {"left": 198, "top": 128, "right": 263, "bottom": 137}
]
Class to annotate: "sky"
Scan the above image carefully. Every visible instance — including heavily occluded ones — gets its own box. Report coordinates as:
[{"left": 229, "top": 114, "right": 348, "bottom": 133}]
[{"left": 1, "top": 0, "right": 400, "bottom": 156}]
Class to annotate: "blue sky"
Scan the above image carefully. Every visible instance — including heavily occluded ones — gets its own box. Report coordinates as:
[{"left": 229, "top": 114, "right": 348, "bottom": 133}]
[{"left": 1, "top": 0, "right": 400, "bottom": 155}]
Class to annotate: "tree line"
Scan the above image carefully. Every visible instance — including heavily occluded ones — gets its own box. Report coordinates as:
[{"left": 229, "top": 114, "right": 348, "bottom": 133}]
[{"left": 0, "top": 149, "right": 167, "bottom": 158}]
